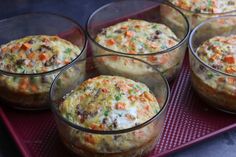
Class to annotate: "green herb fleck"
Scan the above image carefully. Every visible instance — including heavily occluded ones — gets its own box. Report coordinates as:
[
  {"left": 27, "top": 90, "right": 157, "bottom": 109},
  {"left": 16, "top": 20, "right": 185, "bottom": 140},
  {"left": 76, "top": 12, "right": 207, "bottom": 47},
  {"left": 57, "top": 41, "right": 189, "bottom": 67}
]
[
  {"left": 155, "top": 109, "right": 159, "bottom": 114},
  {"left": 104, "top": 110, "right": 109, "bottom": 117},
  {"left": 65, "top": 48, "right": 72, "bottom": 54},
  {"left": 13, "top": 77, "right": 18, "bottom": 82},
  {"left": 161, "top": 45, "right": 168, "bottom": 50},
  {"left": 208, "top": 0, "right": 212, "bottom": 6},
  {"left": 135, "top": 85, "right": 142, "bottom": 90},
  {"left": 66, "top": 113, "right": 73, "bottom": 121},
  {"left": 207, "top": 72, "right": 214, "bottom": 79},
  {"left": 115, "top": 94, "right": 122, "bottom": 101},
  {"left": 152, "top": 25, "right": 158, "bottom": 29},
  {"left": 30, "top": 77, "right": 37, "bottom": 84},
  {"left": 194, "top": 8, "right": 201, "bottom": 13}
]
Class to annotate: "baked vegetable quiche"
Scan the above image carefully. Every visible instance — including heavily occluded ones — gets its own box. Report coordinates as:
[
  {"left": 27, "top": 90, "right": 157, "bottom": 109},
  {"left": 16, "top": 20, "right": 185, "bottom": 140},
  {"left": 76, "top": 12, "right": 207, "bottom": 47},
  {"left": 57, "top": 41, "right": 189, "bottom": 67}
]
[
  {"left": 95, "top": 19, "right": 182, "bottom": 80},
  {"left": 0, "top": 35, "right": 81, "bottom": 109},
  {"left": 168, "top": 0, "right": 236, "bottom": 27},
  {"left": 59, "top": 75, "right": 161, "bottom": 156},
  {"left": 192, "top": 35, "right": 236, "bottom": 112},
  {"left": 170, "top": 0, "right": 236, "bottom": 13}
]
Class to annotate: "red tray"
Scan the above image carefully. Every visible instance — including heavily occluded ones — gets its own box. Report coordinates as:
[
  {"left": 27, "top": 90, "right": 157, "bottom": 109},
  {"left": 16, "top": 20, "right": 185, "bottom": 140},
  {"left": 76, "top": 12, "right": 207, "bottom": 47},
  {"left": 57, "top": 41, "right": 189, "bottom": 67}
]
[{"left": 1, "top": 55, "right": 236, "bottom": 157}]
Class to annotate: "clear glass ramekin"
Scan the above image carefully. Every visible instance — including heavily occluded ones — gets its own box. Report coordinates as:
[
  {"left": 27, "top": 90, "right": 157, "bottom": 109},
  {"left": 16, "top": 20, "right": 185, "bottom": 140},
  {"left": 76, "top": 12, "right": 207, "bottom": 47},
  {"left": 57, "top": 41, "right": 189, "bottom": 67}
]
[
  {"left": 168, "top": 0, "right": 236, "bottom": 28},
  {"left": 0, "top": 13, "right": 87, "bottom": 110},
  {"left": 50, "top": 55, "right": 170, "bottom": 157},
  {"left": 86, "top": 0, "right": 190, "bottom": 82},
  {"left": 189, "top": 15, "right": 236, "bottom": 113}
]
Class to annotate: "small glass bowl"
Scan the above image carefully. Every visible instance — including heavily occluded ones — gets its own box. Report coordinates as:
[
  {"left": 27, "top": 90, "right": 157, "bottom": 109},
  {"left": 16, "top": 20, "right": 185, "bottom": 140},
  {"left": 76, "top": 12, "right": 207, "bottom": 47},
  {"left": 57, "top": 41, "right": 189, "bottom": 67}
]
[
  {"left": 168, "top": 0, "right": 236, "bottom": 28},
  {"left": 0, "top": 13, "right": 87, "bottom": 110},
  {"left": 189, "top": 15, "right": 236, "bottom": 113},
  {"left": 86, "top": 0, "right": 190, "bottom": 82},
  {"left": 50, "top": 55, "right": 170, "bottom": 157}
]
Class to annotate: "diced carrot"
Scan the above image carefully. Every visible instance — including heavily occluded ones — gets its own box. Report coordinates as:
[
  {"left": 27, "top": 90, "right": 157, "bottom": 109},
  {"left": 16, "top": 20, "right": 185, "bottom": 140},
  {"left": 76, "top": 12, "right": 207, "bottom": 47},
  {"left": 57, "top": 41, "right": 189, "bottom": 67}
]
[
  {"left": 115, "top": 102, "right": 126, "bottom": 110},
  {"left": 145, "top": 105, "right": 150, "bottom": 111},
  {"left": 147, "top": 55, "right": 157, "bottom": 63},
  {"left": 121, "top": 26, "right": 128, "bottom": 30},
  {"left": 116, "top": 82, "right": 130, "bottom": 92},
  {"left": 19, "top": 78, "right": 29, "bottom": 91},
  {"left": 27, "top": 52, "right": 35, "bottom": 60},
  {"left": 101, "top": 88, "right": 109, "bottom": 93},
  {"left": 97, "top": 57, "right": 104, "bottom": 63},
  {"left": 51, "top": 36, "right": 59, "bottom": 41},
  {"left": 224, "top": 55, "right": 235, "bottom": 64},
  {"left": 99, "top": 124, "right": 105, "bottom": 130},
  {"left": 64, "top": 59, "right": 71, "bottom": 64},
  {"left": 39, "top": 53, "right": 48, "bottom": 61},
  {"left": 227, "top": 78, "right": 236, "bottom": 85},
  {"left": 150, "top": 43, "right": 158, "bottom": 49},
  {"left": 21, "top": 43, "right": 31, "bottom": 50},
  {"left": 19, "top": 50, "right": 25, "bottom": 58},
  {"left": 225, "top": 66, "right": 236, "bottom": 73},
  {"left": 144, "top": 92, "right": 154, "bottom": 102},
  {"left": 168, "top": 39, "right": 175, "bottom": 46},
  {"left": 111, "top": 56, "right": 118, "bottom": 61},
  {"left": 211, "top": 46, "right": 219, "bottom": 53},
  {"left": 84, "top": 134, "right": 95, "bottom": 145},
  {"left": 128, "top": 50, "right": 137, "bottom": 54},
  {"left": 31, "top": 84, "right": 38, "bottom": 92},
  {"left": 102, "top": 79, "right": 109, "bottom": 84},
  {"left": 90, "top": 123, "right": 98, "bottom": 130},
  {"left": 1, "top": 47, "right": 8, "bottom": 53},
  {"left": 128, "top": 83, "right": 134, "bottom": 87},
  {"left": 159, "top": 55, "right": 169, "bottom": 64},
  {"left": 79, "top": 95, "right": 85, "bottom": 100},
  {"left": 156, "top": 98, "right": 162, "bottom": 104},
  {"left": 128, "top": 95, "right": 137, "bottom": 101},
  {"left": 19, "top": 83, "right": 28, "bottom": 91},
  {"left": 106, "top": 39, "right": 115, "bottom": 46},
  {"left": 125, "top": 31, "right": 133, "bottom": 38},
  {"left": 179, "top": 1, "right": 190, "bottom": 10},
  {"left": 11, "top": 44, "right": 20, "bottom": 52},
  {"left": 217, "top": 77, "right": 225, "bottom": 83},
  {"left": 218, "top": 19, "right": 225, "bottom": 24},
  {"left": 135, "top": 25, "right": 141, "bottom": 28},
  {"left": 209, "top": 54, "right": 220, "bottom": 62},
  {"left": 140, "top": 97, "right": 146, "bottom": 102}
]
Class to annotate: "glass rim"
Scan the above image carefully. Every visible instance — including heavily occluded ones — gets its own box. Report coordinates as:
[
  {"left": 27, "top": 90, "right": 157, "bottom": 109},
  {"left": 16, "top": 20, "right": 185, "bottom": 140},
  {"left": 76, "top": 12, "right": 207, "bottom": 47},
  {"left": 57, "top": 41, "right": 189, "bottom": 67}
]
[
  {"left": 0, "top": 12, "right": 88, "bottom": 77},
  {"left": 189, "top": 15, "right": 236, "bottom": 77},
  {"left": 86, "top": 0, "right": 190, "bottom": 56},
  {"left": 50, "top": 54, "right": 170, "bottom": 135},
  {"left": 168, "top": 1, "right": 236, "bottom": 15}
]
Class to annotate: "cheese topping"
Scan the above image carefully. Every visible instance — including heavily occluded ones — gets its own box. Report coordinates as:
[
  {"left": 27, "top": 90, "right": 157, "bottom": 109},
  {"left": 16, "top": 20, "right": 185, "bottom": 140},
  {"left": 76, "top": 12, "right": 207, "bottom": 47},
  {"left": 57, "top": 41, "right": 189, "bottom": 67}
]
[
  {"left": 170, "top": 0, "right": 236, "bottom": 13},
  {"left": 60, "top": 75, "right": 160, "bottom": 130},
  {"left": 195, "top": 35, "right": 236, "bottom": 95},
  {"left": 197, "top": 35, "right": 236, "bottom": 75},
  {"left": 0, "top": 35, "right": 80, "bottom": 74},
  {"left": 96, "top": 19, "right": 179, "bottom": 55}
]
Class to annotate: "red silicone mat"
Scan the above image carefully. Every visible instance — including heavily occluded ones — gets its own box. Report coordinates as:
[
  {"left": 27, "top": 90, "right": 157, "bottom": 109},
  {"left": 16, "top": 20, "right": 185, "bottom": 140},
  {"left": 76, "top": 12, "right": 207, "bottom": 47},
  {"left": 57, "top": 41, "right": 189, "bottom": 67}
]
[{"left": 1, "top": 55, "right": 236, "bottom": 157}]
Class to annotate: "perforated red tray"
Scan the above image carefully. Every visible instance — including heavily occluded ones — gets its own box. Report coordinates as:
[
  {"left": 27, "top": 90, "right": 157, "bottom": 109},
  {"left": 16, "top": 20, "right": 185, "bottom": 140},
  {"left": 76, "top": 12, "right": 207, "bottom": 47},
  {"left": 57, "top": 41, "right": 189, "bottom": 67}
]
[{"left": 1, "top": 55, "right": 236, "bottom": 157}]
